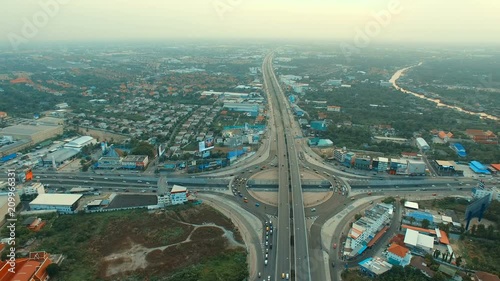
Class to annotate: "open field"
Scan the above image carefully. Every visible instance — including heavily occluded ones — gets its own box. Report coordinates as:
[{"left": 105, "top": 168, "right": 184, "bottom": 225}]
[
  {"left": 458, "top": 238, "right": 500, "bottom": 276},
  {"left": 7, "top": 204, "right": 247, "bottom": 281}
]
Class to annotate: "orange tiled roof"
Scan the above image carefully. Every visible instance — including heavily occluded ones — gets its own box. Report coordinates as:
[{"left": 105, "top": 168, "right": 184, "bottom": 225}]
[
  {"left": 439, "top": 230, "right": 450, "bottom": 245},
  {"left": 387, "top": 243, "right": 409, "bottom": 258},
  {"left": 491, "top": 164, "right": 500, "bottom": 171},
  {"left": 401, "top": 224, "right": 436, "bottom": 234},
  {"left": 367, "top": 226, "right": 389, "bottom": 247}
]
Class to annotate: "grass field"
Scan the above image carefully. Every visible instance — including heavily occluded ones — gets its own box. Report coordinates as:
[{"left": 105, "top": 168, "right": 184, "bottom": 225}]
[
  {"left": 458, "top": 239, "right": 500, "bottom": 276},
  {"left": 7, "top": 204, "right": 247, "bottom": 281}
]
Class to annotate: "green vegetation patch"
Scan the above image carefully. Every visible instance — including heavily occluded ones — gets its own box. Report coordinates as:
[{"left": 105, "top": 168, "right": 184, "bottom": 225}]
[{"left": 4, "top": 205, "right": 247, "bottom": 281}]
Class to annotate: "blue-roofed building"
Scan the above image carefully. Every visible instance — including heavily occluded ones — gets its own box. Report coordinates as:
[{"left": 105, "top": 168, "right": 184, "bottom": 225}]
[
  {"left": 407, "top": 211, "right": 434, "bottom": 223},
  {"left": 310, "top": 120, "right": 327, "bottom": 131},
  {"left": 452, "top": 143, "right": 466, "bottom": 157},
  {"left": 358, "top": 245, "right": 368, "bottom": 255},
  {"left": 470, "top": 161, "right": 491, "bottom": 174}
]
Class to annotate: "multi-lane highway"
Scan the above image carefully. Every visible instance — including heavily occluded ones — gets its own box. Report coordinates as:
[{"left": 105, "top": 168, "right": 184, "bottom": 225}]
[
  {"left": 263, "top": 53, "right": 312, "bottom": 280},
  {"left": 263, "top": 54, "right": 292, "bottom": 280}
]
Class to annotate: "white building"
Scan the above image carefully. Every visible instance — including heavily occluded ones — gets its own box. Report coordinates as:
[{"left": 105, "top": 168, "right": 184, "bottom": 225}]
[
  {"left": 170, "top": 185, "right": 188, "bottom": 205},
  {"left": 21, "top": 182, "right": 46, "bottom": 196},
  {"left": 416, "top": 137, "right": 430, "bottom": 151},
  {"left": 121, "top": 155, "right": 149, "bottom": 169},
  {"left": 64, "top": 136, "right": 97, "bottom": 150},
  {"left": 157, "top": 194, "right": 171, "bottom": 206},
  {"left": 404, "top": 201, "right": 419, "bottom": 210},
  {"left": 407, "top": 160, "right": 427, "bottom": 175},
  {"left": 472, "top": 186, "right": 498, "bottom": 202},
  {"left": 404, "top": 229, "right": 434, "bottom": 252},
  {"left": 377, "top": 157, "right": 389, "bottom": 172},
  {"left": 348, "top": 204, "right": 393, "bottom": 251},
  {"left": 334, "top": 149, "right": 347, "bottom": 163},
  {"left": 29, "top": 194, "right": 82, "bottom": 214}
]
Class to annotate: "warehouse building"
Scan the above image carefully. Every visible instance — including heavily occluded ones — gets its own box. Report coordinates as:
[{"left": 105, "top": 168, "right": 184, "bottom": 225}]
[
  {"left": 29, "top": 194, "right": 82, "bottom": 214},
  {"left": 42, "top": 148, "right": 80, "bottom": 168},
  {"left": 0, "top": 124, "right": 63, "bottom": 144},
  {"left": 64, "top": 136, "right": 97, "bottom": 150},
  {"left": 415, "top": 137, "right": 430, "bottom": 151},
  {"left": 121, "top": 155, "right": 149, "bottom": 169},
  {"left": 37, "top": 116, "right": 65, "bottom": 126},
  {"left": 0, "top": 139, "right": 31, "bottom": 157},
  {"left": 452, "top": 143, "right": 467, "bottom": 157},
  {"left": 469, "top": 161, "right": 491, "bottom": 175}
]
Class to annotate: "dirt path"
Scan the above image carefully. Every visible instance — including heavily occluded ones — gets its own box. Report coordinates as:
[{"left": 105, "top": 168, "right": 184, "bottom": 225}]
[
  {"left": 103, "top": 217, "right": 245, "bottom": 277},
  {"left": 197, "top": 194, "right": 263, "bottom": 281}
]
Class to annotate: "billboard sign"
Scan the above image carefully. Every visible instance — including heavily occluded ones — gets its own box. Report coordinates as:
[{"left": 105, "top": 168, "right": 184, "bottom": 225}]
[
  {"left": 465, "top": 194, "right": 491, "bottom": 230},
  {"left": 199, "top": 137, "right": 215, "bottom": 152}
]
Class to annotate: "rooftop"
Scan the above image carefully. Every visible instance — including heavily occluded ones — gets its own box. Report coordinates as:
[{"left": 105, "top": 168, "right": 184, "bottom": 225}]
[
  {"left": 387, "top": 243, "right": 409, "bottom": 258},
  {"left": 0, "top": 124, "right": 61, "bottom": 136},
  {"left": 404, "top": 228, "right": 434, "bottom": 249},
  {"left": 359, "top": 257, "right": 393, "bottom": 275},
  {"left": 30, "top": 194, "right": 82, "bottom": 206},
  {"left": 43, "top": 148, "right": 79, "bottom": 163},
  {"left": 123, "top": 155, "right": 148, "bottom": 162},
  {"left": 65, "top": 136, "right": 95, "bottom": 146},
  {"left": 404, "top": 201, "right": 419, "bottom": 210},
  {"left": 171, "top": 184, "right": 187, "bottom": 193}
]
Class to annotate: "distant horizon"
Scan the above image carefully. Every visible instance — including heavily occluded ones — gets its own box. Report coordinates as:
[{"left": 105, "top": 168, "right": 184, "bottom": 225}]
[
  {"left": 1, "top": 0, "right": 500, "bottom": 50},
  {"left": 1, "top": 37, "right": 500, "bottom": 50}
]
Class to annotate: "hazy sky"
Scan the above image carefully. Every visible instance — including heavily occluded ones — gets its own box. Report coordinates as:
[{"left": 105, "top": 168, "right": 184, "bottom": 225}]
[{"left": 1, "top": 0, "right": 499, "bottom": 45}]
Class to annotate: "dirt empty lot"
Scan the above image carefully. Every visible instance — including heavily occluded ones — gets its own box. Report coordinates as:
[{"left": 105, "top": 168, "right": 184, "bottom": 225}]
[{"left": 93, "top": 205, "right": 245, "bottom": 280}]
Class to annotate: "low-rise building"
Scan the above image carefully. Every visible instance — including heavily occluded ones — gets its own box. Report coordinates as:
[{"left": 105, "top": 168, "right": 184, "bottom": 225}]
[
  {"left": 472, "top": 184, "right": 498, "bottom": 202},
  {"left": 333, "top": 148, "right": 347, "bottom": 163},
  {"left": 358, "top": 256, "right": 393, "bottom": 277},
  {"left": 20, "top": 182, "right": 46, "bottom": 196},
  {"left": 403, "top": 228, "right": 434, "bottom": 253},
  {"left": 29, "top": 194, "right": 82, "bottom": 214},
  {"left": 64, "top": 136, "right": 97, "bottom": 150},
  {"left": 0, "top": 124, "right": 63, "bottom": 144},
  {"left": 0, "top": 251, "right": 52, "bottom": 280},
  {"left": 348, "top": 204, "right": 393, "bottom": 255},
  {"left": 122, "top": 155, "right": 149, "bottom": 170},
  {"left": 376, "top": 157, "right": 389, "bottom": 172},
  {"left": 327, "top": 105, "right": 341, "bottom": 112},
  {"left": 170, "top": 185, "right": 188, "bottom": 205},
  {"left": 97, "top": 156, "right": 122, "bottom": 169},
  {"left": 386, "top": 243, "right": 412, "bottom": 266},
  {"left": 42, "top": 148, "right": 80, "bottom": 169},
  {"left": 470, "top": 161, "right": 491, "bottom": 175}
]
